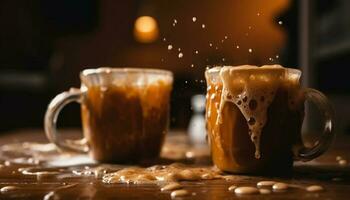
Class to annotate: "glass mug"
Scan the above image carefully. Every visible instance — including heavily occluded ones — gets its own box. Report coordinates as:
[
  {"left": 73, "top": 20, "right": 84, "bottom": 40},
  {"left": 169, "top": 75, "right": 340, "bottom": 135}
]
[
  {"left": 45, "top": 68, "right": 173, "bottom": 163},
  {"left": 205, "top": 65, "right": 334, "bottom": 174}
]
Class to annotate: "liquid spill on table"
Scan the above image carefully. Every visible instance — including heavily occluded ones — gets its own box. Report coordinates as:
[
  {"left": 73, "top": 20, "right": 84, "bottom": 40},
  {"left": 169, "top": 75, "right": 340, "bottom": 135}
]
[{"left": 0, "top": 134, "right": 349, "bottom": 199}]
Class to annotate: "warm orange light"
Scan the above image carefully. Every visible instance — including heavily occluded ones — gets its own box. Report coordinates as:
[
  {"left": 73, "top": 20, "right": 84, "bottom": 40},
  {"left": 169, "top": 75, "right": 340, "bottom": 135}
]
[{"left": 134, "top": 16, "right": 159, "bottom": 43}]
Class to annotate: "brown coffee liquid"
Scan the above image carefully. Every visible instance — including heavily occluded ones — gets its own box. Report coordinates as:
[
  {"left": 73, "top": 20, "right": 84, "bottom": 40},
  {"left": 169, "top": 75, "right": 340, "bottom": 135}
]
[
  {"left": 81, "top": 80, "right": 172, "bottom": 163},
  {"left": 206, "top": 65, "right": 304, "bottom": 174}
]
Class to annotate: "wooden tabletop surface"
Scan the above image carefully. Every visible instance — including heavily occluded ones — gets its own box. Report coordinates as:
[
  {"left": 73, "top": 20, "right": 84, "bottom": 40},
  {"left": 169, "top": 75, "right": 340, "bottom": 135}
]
[{"left": 0, "top": 129, "right": 349, "bottom": 200}]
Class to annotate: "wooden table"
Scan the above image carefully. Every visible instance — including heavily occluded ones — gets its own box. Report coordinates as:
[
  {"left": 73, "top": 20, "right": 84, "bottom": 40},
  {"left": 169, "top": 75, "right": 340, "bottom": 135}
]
[{"left": 0, "top": 129, "right": 349, "bottom": 200}]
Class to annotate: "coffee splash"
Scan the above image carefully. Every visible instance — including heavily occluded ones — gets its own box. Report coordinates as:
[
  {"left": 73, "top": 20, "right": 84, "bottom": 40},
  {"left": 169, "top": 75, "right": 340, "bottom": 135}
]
[
  {"left": 102, "top": 163, "right": 223, "bottom": 184},
  {"left": 210, "top": 65, "right": 300, "bottom": 159}
]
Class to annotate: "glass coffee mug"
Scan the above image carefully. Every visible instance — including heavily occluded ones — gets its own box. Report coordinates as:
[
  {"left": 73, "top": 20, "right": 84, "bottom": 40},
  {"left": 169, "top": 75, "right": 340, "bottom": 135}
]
[
  {"left": 205, "top": 65, "right": 334, "bottom": 174},
  {"left": 45, "top": 68, "right": 173, "bottom": 163}
]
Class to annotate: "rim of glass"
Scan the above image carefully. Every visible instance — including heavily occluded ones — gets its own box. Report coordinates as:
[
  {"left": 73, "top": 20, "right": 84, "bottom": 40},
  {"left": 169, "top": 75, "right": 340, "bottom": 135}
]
[
  {"left": 205, "top": 65, "right": 301, "bottom": 76},
  {"left": 81, "top": 67, "right": 173, "bottom": 78}
]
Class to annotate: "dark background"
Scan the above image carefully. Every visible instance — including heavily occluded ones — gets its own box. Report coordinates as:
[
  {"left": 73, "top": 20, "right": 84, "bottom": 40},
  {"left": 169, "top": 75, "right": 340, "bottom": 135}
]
[{"left": 0, "top": 0, "right": 349, "bottom": 135}]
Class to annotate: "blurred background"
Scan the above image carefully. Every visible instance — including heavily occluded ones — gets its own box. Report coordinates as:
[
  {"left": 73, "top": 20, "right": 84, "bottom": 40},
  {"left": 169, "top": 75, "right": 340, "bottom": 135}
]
[{"left": 0, "top": 0, "right": 349, "bottom": 136}]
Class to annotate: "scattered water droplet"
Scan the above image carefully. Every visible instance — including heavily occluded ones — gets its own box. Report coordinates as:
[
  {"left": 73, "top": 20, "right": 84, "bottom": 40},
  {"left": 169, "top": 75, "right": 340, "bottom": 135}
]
[
  {"left": 161, "top": 58, "right": 164, "bottom": 62},
  {"left": 224, "top": 35, "right": 228, "bottom": 39},
  {"left": 275, "top": 54, "right": 279, "bottom": 59},
  {"left": 248, "top": 48, "right": 253, "bottom": 53},
  {"left": 248, "top": 26, "right": 252, "bottom": 29},
  {"left": 222, "top": 58, "right": 226, "bottom": 62},
  {"left": 163, "top": 38, "right": 167, "bottom": 42},
  {"left": 236, "top": 45, "right": 240, "bottom": 49},
  {"left": 174, "top": 19, "right": 177, "bottom": 24},
  {"left": 245, "top": 33, "right": 249, "bottom": 36},
  {"left": 209, "top": 43, "right": 213, "bottom": 47},
  {"left": 278, "top": 21, "right": 283, "bottom": 25},
  {"left": 192, "top": 17, "right": 197, "bottom": 22},
  {"left": 201, "top": 24, "right": 206, "bottom": 29},
  {"left": 269, "top": 57, "right": 273, "bottom": 61},
  {"left": 215, "top": 46, "right": 219, "bottom": 50},
  {"left": 190, "top": 64, "right": 194, "bottom": 68},
  {"left": 178, "top": 48, "right": 181, "bottom": 52},
  {"left": 195, "top": 50, "right": 199, "bottom": 54},
  {"left": 257, "top": 13, "right": 260, "bottom": 16},
  {"left": 185, "top": 80, "right": 188, "bottom": 84},
  {"left": 167, "top": 45, "right": 173, "bottom": 50},
  {"left": 178, "top": 52, "right": 183, "bottom": 58}
]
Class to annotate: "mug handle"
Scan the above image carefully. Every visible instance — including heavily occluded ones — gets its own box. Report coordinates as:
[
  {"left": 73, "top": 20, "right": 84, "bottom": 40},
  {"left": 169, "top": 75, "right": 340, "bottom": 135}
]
[
  {"left": 44, "top": 88, "right": 89, "bottom": 153},
  {"left": 294, "top": 88, "right": 334, "bottom": 161}
]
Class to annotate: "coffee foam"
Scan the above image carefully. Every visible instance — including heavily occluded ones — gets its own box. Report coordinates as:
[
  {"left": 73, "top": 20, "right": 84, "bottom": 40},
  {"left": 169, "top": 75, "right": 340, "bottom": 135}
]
[{"left": 214, "top": 65, "right": 299, "bottom": 159}]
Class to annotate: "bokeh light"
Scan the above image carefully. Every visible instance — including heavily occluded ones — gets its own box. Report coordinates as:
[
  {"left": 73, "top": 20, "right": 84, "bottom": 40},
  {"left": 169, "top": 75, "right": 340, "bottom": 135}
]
[{"left": 134, "top": 16, "right": 159, "bottom": 43}]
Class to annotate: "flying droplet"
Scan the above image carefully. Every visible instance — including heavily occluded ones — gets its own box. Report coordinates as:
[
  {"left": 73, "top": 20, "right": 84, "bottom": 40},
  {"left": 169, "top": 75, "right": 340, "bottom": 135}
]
[
  {"left": 276, "top": 54, "right": 279, "bottom": 59},
  {"left": 178, "top": 48, "right": 181, "bottom": 52},
  {"left": 269, "top": 57, "right": 273, "bottom": 61},
  {"left": 195, "top": 50, "right": 199, "bottom": 54},
  {"left": 236, "top": 45, "right": 240, "bottom": 49},
  {"left": 248, "top": 48, "right": 253, "bottom": 53},
  {"left": 215, "top": 46, "right": 219, "bottom": 50},
  {"left": 185, "top": 80, "right": 188, "bottom": 84},
  {"left": 163, "top": 38, "right": 167, "bottom": 42},
  {"left": 278, "top": 21, "right": 283, "bottom": 25},
  {"left": 257, "top": 13, "right": 260, "bottom": 16},
  {"left": 174, "top": 19, "right": 177, "bottom": 24},
  {"left": 248, "top": 26, "right": 252, "bottom": 29},
  {"left": 178, "top": 52, "right": 183, "bottom": 58},
  {"left": 224, "top": 36, "right": 228, "bottom": 39},
  {"left": 222, "top": 58, "right": 226, "bottom": 62},
  {"left": 191, "top": 64, "right": 194, "bottom": 68},
  {"left": 202, "top": 24, "right": 206, "bottom": 29},
  {"left": 209, "top": 43, "right": 213, "bottom": 47},
  {"left": 192, "top": 17, "right": 197, "bottom": 22},
  {"left": 167, "top": 45, "right": 173, "bottom": 50}
]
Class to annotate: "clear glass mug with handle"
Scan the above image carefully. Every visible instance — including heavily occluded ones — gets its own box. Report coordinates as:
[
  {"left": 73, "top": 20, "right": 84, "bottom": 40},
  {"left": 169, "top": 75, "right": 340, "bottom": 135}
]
[
  {"left": 205, "top": 65, "right": 334, "bottom": 174},
  {"left": 45, "top": 67, "right": 173, "bottom": 163}
]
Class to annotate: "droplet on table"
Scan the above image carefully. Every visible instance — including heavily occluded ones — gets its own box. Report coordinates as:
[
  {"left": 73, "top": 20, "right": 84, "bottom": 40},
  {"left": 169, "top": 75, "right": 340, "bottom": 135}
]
[
  {"left": 161, "top": 182, "right": 182, "bottom": 191},
  {"left": 306, "top": 185, "right": 324, "bottom": 192},
  {"left": 339, "top": 159, "right": 347, "bottom": 166},
  {"left": 336, "top": 156, "right": 343, "bottom": 161},
  {"left": 171, "top": 189, "right": 189, "bottom": 198},
  {"left": 272, "top": 182, "right": 289, "bottom": 191},
  {"left": 234, "top": 186, "right": 259, "bottom": 195},
  {"left": 257, "top": 181, "right": 276, "bottom": 187},
  {"left": 43, "top": 191, "right": 60, "bottom": 200},
  {"left": 0, "top": 186, "right": 20, "bottom": 194}
]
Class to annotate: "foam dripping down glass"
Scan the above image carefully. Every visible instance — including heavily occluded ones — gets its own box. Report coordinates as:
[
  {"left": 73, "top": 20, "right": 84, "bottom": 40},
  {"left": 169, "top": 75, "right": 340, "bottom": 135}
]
[{"left": 205, "top": 65, "right": 334, "bottom": 175}]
